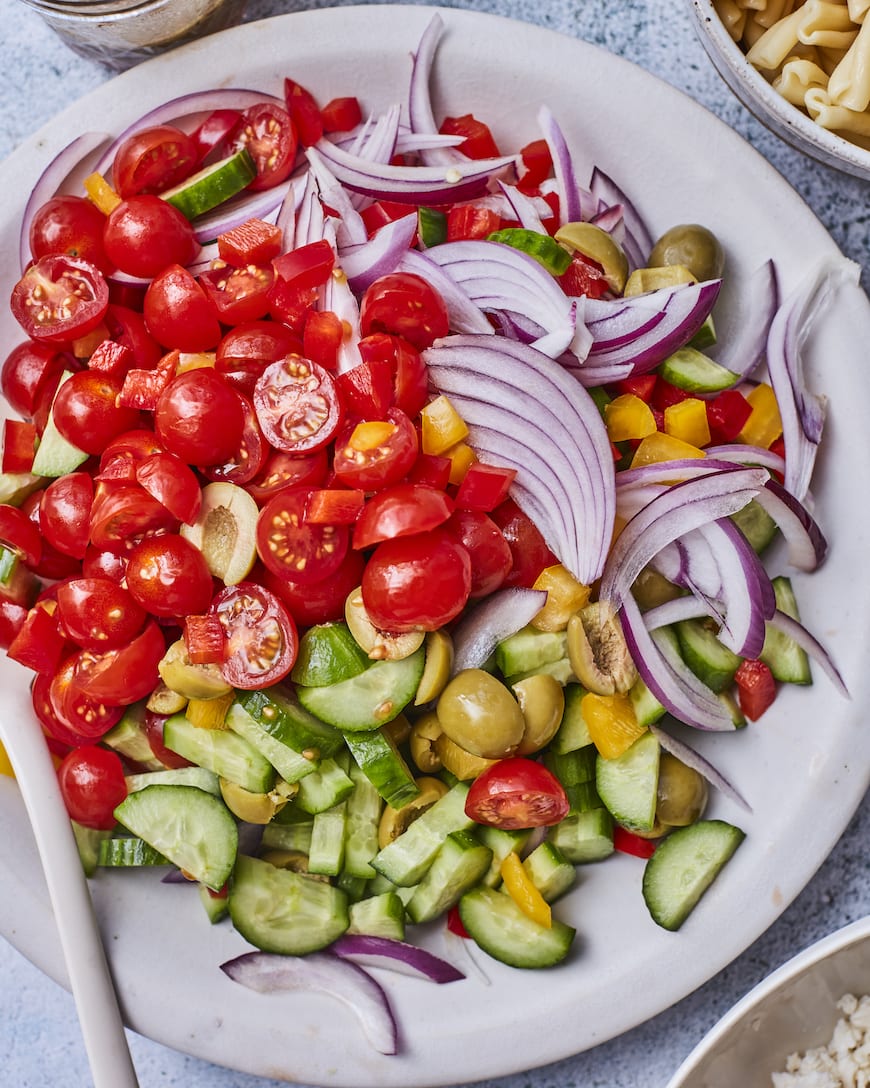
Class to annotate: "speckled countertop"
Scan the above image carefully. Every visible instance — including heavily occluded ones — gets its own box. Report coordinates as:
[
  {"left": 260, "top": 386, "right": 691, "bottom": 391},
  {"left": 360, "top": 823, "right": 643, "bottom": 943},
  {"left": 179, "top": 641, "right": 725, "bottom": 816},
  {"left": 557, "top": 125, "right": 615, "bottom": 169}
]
[{"left": 0, "top": 1, "right": 868, "bottom": 1086}]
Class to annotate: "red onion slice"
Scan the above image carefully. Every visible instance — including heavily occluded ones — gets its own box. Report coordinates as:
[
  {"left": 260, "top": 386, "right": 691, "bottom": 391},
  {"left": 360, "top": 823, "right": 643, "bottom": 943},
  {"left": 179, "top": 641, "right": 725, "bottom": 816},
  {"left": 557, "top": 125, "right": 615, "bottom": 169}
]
[
  {"left": 650, "top": 723, "right": 752, "bottom": 812},
  {"left": 767, "top": 609, "right": 849, "bottom": 697},
  {"left": 220, "top": 950, "right": 398, "bottom": 1055},
  {"left": 704, "top": 443, "right": 786, "bottom": 477},
  {"left": 450, "top": 588, "right": 547, "bottom": 674},
  {"left": 751, "top": 479, "right": 827, "bottom": 571},
  {"left": 709, "top": 260, "right": 779, "bottom": 380},
  {"left": 407, "top": 12, "right": 467, "bottom": 167},
  {"left": 589, "top": 166, "right": 653, "bottom": 271},
  {"left": 306, "top": 148, "right": 368, "bottom": 246},
  {"left": 341, "top": 214, "right": 418, "bottom": 293},
  {"left": 536, "top": 106, "right": 598, "bottom": 224},
  {"left": 331, "top": 934, "right": 465, "bottom": 983},
  {"left": 497, "top": 181, "right": 548, "bottom": 232}
]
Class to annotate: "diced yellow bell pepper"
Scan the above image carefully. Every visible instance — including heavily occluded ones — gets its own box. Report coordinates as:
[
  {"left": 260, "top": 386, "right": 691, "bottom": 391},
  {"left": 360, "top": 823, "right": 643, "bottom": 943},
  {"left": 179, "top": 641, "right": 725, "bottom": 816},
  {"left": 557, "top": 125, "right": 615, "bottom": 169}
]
[
  {"left": 739, "top": 382, "right": 782, "bottom": 449},
  {"left": 186, "top": 690, "right": 235, "bottom": 729},
  {"left": 0, "top": 739, "right": 14, "bottom": 778},
  {"left": 444, "top": 440, "right": 477, "bottom": 485},
  {"left": 630, "top": 430, "right": 706, "bottom": 468},
  {"left": 663, "top": 397, "right": 711, "bottom": 448},
  {"left": 604, "top": 393, "right": 657, "bottom": 442},
  {"left": 83, "top": 171, "right": 121, "bottom": 215},
  {"left": 581, "top": 691, "right": 647, "bottom": 759},
  {"left": 500, "top": 851, "right": 552, "bottom": 928},
  {"left": 350, "top": 420, "right": 397, "bottom": 451},
  {"left": 421, "top": 395, "right": 469, "bottom": 455},
  {"left": 531, "top": 564, "right": 592, "bottom": 632},
  {"left": 176, "top": 351, "right": 217, "bottom": 373}
]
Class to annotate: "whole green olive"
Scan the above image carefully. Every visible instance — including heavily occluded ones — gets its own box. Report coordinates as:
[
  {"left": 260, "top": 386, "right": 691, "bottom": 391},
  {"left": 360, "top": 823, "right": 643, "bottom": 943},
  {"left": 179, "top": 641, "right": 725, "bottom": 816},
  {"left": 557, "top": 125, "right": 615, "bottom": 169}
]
[
  {"left": 513, "top": 673, "right": 565, "bottom": 755},
  {"left": 435, "top": 669, "right": 525, "bottom": 759},
  {"left": 656, "top": 751, "right": 709, "bottom": 827},
  {"left": 648, "top": 224, "right": 725, "bottom": 282}
]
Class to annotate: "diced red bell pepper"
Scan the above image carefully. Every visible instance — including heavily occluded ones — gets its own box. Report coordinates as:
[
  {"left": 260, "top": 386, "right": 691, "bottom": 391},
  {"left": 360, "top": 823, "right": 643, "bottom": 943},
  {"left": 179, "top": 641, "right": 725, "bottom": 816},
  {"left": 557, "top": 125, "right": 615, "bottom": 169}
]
[
  {"left": 651, "top": 379, "right": 691, "bottom": 412},
  {"left": 7, "top": 602, "right": 66, "bottom": 675},
  {"left": 0, "top": 598, "right": 28, "bottom": 650},
  {"left": 734, "top": 658, "right": 777, "bottom": 721},
  {"left": 283, "top": 78, "right": 324, "bottom": 147},
  {"left": 439, "top": 114, "right": 501, "bottom": 159},
  {"left": 218, "top": 218, "right": 283, "bottom": 267},
  {"left": 613, "top": 825, "right": 658, "bottom": 859},
  {"left": 87, "top": 339, "right": 134, "bottom": 377},
  {"left": 359, "top": 200, "right": 412, "bottom": 236},
  {"left": 446, "top": 204, "right": 501, "bottom": 242},
  {"left": 183, "top": 614, "right": 226, "bottom": 666},
  {"left": 613, "top": 374, "right": 658, "bottom": 403},
  {"left": 336, "top": 356, "right": 395, "bottom": 420},
  {"left": 305, "top": 489, "right": 365, "bottom": 525},
  {"left": 266, "top": 280, "right": 319, "bottom": 332},
  {"left": 705, "top": 388, "right": 753, "bottom": 444},
  {"left": 405, "top": 452, "right": 452, "bottom": 491},
  {"left": 446, "top": 904, "right": 470, "bottom": 938},
  {"left": 454, "top": 462, "right": 517, "bottom": 512},
  {"left": 320, "top": 96, "right": 362, "bottom": 134},
  {"left": 0, "top": 503, "right": 43, "bottom": 569},
  {"left": 118, "top": 352, "right": 178, "bottom": 412},
  {"left": 2, "top": 419, "right": 37, "bottom": 474}
]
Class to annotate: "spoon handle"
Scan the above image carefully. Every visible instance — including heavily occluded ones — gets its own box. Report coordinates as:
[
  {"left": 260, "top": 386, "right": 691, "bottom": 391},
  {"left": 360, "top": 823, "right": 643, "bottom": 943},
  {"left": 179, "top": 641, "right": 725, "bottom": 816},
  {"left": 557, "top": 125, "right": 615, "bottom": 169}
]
[{"left": 3, "top": 707, "right": 139, "bottom": 1088}]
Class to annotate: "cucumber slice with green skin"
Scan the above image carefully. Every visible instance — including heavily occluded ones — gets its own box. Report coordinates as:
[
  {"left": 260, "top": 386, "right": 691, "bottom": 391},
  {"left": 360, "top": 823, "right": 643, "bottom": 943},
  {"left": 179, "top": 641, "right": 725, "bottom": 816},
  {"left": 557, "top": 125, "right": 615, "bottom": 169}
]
[
  {"left": 103, "top": 701, "right": 164, "bottom": 772},
  {"left": 522, "top": 841, "right": 577, "bottom": 902},
  {"left": 296, "top": 646, "right": 425, "bottom": 732},
  {"left": 347, "top": 891, "right": 406, "bottom": 940},
  {"left": 658, "top": 346, "right": 738, "bottom": 393},
  {"left": 405, "top": 830, "right": 493, "bottom": 925},
  {"left": 225, "top": 701, "right": 318, "bottom": 784},
  {"left": 642, "top": 819, "right": 745, "bottom": 931},
  {"left": 495, "top": 626, "right": 569, "bottom": 680},
  {"left": 459, "top": 885, "right": 576, "bottom": 968},
  {"left": 31, "top": 371, "right": 88, "bottom": 477},
  {"left": 98, "top": 836, "right": 169, "bottom": 867},
  {"left": 675, "top": 618, "right": 743, "bottom": 693},
  {"left": 344, "top": 728, "right": 419, "bottom": 809},
  {"left": 71, "top": 822, "right": 112, "bottom": 877},
  {"left": 477, "top": 825, "right": 531, "bottom": 888},
  {"left": 547, "top": 807, "right": 614, "bottom": 864},
  {"left": 161, "top": 148, "right": 257, "bottom": 220},
  {"left": 688, "top": 314, "right": 716, "bottom": 350},
  {"left": 0, "top": 471, "right": 44, "bottom": 507},
  {"left": 113, "top": 784, "right": 238, "bottom": 890},
  {"left": 260, "top": 818, "right": 313, "bottom": 855},
  {"left": 308, "top": 802, "right": 347, "bottom": 876},
  {"left": 198, "top": 883, "right": 229, "bottom": 925},
  {"left": 235, "top": 686, "right": 345, "bottom": 758},
  {"left": 549, "top": 683, "right": 593, "bottom": 754},
  {"left": 291, "top": 622, "right": 371, "bottom": 687},
  {"left": 295, "top": 756, "right": 355, "bottom": 814},
  {"left": 125, "top": 765, "right": 221, "bottom": 796},
  {"left": 371, "top": 781, "right": 473, "bottom": 886},
  {"left": 163, "top": 713, "right": 275, "bottom": 794},
  {"left": 595, "top": 731, "right": 661, "bottom": 833},
  {"left": 228, "top": 854, "right": 349, "bottom": 955},
  {"left": 629, "top": 674, "right": 666, "bottom": 727},
  {"left": 730, "top": 499, "right": 778, "bottom": 555},
  {"left": 760, "top": 576, "right": 812, "bottom": 683},
  {"left": 342, "top": 758, "right": 383, "bottom": 880},
  {"left": 418, "top": 205, "right": 447, "bottom": 248},
  {"left": 486, "top": 227, "right": 573, "bottom": 275}
]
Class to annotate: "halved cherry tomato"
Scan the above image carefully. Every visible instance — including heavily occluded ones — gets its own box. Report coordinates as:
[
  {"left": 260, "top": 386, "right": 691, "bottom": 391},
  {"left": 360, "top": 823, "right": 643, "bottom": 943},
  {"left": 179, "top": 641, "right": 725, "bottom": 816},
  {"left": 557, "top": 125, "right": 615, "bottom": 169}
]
[
  {"left": 58, "top": 745, "right": 128, "bottom": 829},
  {"left": 11, "top": 256, "right": 109, "bottom": 345},
  {"left": 32, "top": 671, "right": 91, "bottom": 754},
  {"left": 359, "top": 273, "right": 449, "bottom": 351},
  {"left": 271, "top": 239, "right": 335, "bottom": 290},
  {"left": 143, "top": 265, "right": 222, "bottom": 352},
  {"left": 103, "top": 195, "right": 199, "bottom": 279},
  {"left": 217, "top": 218, "right": 283, "bottom": 267},
  {"left": 7, "top": 603, "right": 67, "bottom": 675},
  {"left": 245, "top": 447, "right": 329, "bottom": 505},
  {"left": 88, "top": 481, "right": 178, "bottom": 553},
  {"left": 465, "top": 757, "right": 570, "bottom": 830},
  {"left": 155, "top": 368, "right": 245, "bottom": 465},
  {"left": 202, "top": 394, "right": 268, "bottom": 487},
  {"left": 257, "top": 547, "right": 365, "bottom": 627},
  {"left": 189, "top": 109, "right": 243, "bottom": 164},
  {"left": 227, "top": 103, "right": 298, "bottom": 191},
  {"left": 302, "top": 309, "right": 344, "bottom": 371},
  {"left": 69, "top": 619, "right": 165, "bottom": 706},
  {"left": 125, "top": 534, "right": 214, "bottom": 619},
  {"left": 102, "top": 303, "right": 163, "bottom": 371},
  {"left": 0, "top": 503, "right": 43, "bottom": 568},
  {"left": 438, "top": 114, "right": 501, "bottom": 159},
  {"left": 135, "top": 451, "right": 202, "bottom": 524},
  {"left": 253, "top": 355, "right": 342, "bottom": 454},
  {"left": 51, "top": 652, "right": 127, "bottom": 735},
  {"left": 143, "top": 710, "right": 192, "bottom": 770},
  {"left": 266, "top": 279, "right": 318, "bottom": 331},
  {"left": 444, "top": 509, "right": 513, "bottom": 598},
  {"left": 20, "top": 494, "right": 80, "bottom": 580},
  {"left": 1, "top": 339, "right": 68, "bottom": 418},
  {"left": 353, "top": 483, "right": 453, "bottom": 550},
  {"left": 216, "top": 319, "right": 301, "bottom": 395},
  {"left": 361, "top": 528, "right": 471, "bottom": 632},
  {"left": 256, "top": 487, "right": 349, "bottom": 584},
  {"left": 112, "top": 124, "right": 198, "bottom": 198},
  {"left": 39, "top": 471, "right": 95, "bottom": 559},
  {"left": 199, "top": 262, "right": 274, "bottom": 325},
  {"left": 55, "top": 577, "right": 147, "bottom": 651},
  {"left": 283, "top": 78, "right": 324, "bottom": 148},
  {"left": 332, "top": 409, "right": 418, "bottom": 491},
  {"left": 734, "top": 658, "right": 777, "bottom": 721},
  {"left": 0, "top": 599, "right": 28, "bottom": 649},
  {"left": 97, "top": 428, "right": 165, "bottom": 480},
  {"left": 51, "top": 370, "right": 141, "bottom": 454},
  {"left": 29, "top": 195, "right": 112, "bottom": 274},
  {"left": 81, "top": 546, "right": 128, "bottom": 585},
  {"left": 211, "top": 582, "right": 298, "bottom": 689}
]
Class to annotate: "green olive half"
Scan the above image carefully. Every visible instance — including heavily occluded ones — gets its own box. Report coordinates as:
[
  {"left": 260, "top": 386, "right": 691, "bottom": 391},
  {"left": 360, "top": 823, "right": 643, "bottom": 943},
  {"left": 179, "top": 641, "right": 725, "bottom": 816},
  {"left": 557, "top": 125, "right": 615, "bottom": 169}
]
[
  {"left": 647, "top": 224, "right": 725, "bottom": 282},
  {"left": 513, "top": 673, "right": 565, "bottom": 755},
  {"left": 656, "top": 752, "right": 709, "bottom": 827}
]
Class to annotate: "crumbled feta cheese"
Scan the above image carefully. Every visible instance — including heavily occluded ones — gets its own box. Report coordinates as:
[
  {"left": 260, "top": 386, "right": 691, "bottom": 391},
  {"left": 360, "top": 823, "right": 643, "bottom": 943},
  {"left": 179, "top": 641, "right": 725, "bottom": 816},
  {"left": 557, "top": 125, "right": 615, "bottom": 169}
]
[{"left": 772, "top": 995, "right": 870, "bottom": 1088}]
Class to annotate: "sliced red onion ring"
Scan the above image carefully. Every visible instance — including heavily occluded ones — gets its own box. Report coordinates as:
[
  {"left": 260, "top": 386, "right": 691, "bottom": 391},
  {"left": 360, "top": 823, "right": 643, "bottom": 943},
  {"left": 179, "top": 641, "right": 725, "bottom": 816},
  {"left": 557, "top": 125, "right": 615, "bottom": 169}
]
[
  {"left": 709, "top": 260, "right": 778, "bottom": 380},
  {"left": 600, "top": 466, "right": 769, "bottom": 609},
  {"left": 650, "top": 723, "right": 752, "bottom": 812},
  {"left": 347, "top": 104, "right": 402, "bottom": 165},
  {"left": 407, "top": 12, "right": 466, "bottom": 167},
  {"left": 767, "top": 258, "right": 857, "bottom": 502},
  {"left": 399, "top": 250, "right": 493, "bottom": 334},
  {"left": 620, "top": 593, "right": 738, "bottom": 731},
  {"left": 497, "top": 181, "right": 548, "bottom": 232},
  {"left": 19, "top": 131, "right": 111, "bottom": 272},
  {"left": 704, "top": 443, "right": 786, "bottom": 477},
  {"left": 641, "top": 596, "right": 711, "bottom": 630},
  {"left": 189, "top": 181, "right": 292, "bottom": 244},
  {"left": 290, "top": 172, "right": 325, "bottom": 249},
  {"left": 312, "top": 134, "right": 517, "bottom": 205},
  {"left": 591, "top": 202, "right": 626, "bottom": 242},
  {"left": 331, "top": 935, "right": 465, "bottom": 983},
  {"left": 751, "top": 479, "right": 827, "bottom": 571},
  {"left": 322, "top": 226, "right": 364, "bottom": 376},
  {"left": 341, "top": 214, "right": 418, "bottom": 292},
  {"left": 536, "top": 106, "right": 598, "bottom": 225},
  {"left": 589, "top": 166, "right": 653, "bottom": 271},
  {"left": 425, "top": 334, "right": 615, "bottom": 583},
  {"left": 220, "top": 950, "right": 398, "bottom": 1055},
  {"left": 767, "top": 609, "right": 849, "bottom": 697},
  {"left": 450, "top": 588, "right": 547, "bottom": 674}
]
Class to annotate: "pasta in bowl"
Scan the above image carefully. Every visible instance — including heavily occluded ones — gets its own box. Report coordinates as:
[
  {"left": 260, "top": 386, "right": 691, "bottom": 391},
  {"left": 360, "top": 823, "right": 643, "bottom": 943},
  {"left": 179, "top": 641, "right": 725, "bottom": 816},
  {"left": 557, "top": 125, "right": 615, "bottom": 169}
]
[{"left": 686, "top": 0, "right": 870, "bottom": 179}]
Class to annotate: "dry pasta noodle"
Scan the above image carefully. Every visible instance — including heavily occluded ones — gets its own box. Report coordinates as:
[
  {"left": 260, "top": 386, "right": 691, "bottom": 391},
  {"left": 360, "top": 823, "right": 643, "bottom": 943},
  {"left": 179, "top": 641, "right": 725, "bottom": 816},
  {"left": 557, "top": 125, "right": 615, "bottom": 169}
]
[{"left": 721, "top": 0, "right": 870, "bottom": 149}]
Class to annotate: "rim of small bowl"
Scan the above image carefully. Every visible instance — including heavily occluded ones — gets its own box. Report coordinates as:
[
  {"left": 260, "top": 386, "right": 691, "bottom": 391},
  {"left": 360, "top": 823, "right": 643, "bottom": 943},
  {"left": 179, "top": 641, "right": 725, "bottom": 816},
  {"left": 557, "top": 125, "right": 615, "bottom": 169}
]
[{"left": 685, "top": 0, "right": 870, "bottom": 181}]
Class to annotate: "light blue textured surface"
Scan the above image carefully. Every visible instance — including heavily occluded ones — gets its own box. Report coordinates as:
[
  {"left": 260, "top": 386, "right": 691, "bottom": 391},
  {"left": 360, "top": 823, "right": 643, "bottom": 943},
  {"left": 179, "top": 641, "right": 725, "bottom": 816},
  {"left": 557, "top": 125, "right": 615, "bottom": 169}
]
[{"left": 0, "top": 2, "right": 868, "bottom": 1086}]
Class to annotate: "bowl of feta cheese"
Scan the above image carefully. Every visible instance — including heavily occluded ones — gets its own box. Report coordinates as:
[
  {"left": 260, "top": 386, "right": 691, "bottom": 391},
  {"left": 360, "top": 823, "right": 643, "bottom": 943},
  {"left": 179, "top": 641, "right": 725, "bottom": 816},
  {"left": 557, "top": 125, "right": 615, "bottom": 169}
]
[{"left": 665, "top": 915, "right": 870, "bottom": 1088}]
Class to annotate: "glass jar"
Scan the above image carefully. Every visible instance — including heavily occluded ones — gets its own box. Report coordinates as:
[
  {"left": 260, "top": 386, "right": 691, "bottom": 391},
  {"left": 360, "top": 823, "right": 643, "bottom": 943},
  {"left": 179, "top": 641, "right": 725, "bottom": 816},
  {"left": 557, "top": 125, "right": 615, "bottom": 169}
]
[{"left": 19, "top": 0, "right": 249, "bottom": 70}]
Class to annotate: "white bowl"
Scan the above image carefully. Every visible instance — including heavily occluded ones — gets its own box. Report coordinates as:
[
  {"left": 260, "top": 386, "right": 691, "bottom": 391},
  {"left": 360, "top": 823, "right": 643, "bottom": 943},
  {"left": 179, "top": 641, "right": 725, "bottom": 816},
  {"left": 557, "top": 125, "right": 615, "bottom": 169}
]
[
  {"left": 666, "top": 915, "right": 870, "bottom": 1087},
  {"left": 685, "top": 0, "right": 870, "bottom": 181}
]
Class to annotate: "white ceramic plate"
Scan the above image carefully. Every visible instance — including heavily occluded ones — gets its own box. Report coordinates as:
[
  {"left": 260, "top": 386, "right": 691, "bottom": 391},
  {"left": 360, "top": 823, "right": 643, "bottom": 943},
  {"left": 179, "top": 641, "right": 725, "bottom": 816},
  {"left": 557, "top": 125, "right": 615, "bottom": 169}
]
[{"left": 1, "top": 6, "right": 869, "bottom": 1086}]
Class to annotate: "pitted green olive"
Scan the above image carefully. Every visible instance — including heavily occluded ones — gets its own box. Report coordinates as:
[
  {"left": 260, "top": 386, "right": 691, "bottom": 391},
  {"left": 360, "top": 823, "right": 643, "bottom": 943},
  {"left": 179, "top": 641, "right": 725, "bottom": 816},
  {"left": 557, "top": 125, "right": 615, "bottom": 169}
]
[
  {"left": 435, "top": 669, "right": 525, "bottom": 759},
  {"left": 179, "top": 481, "right": 258, "bottom": 585},
  {"left": 146, "top": 681, "right": 188, "bottom": 716},
  {"left": 513, "top": 673, "right": 565, "bottom": 755},
  {"left": 656, "top": 752, "right": 708, "bottom": 827},
  {"left": 219, "top": 777, "right": 297, "bottom": 824},
  {"left": 414, "top": 629, "right": 454, "bottom": 705},
  {"left": 631, "top": 568, "right": 684, "bottom": 610},
  {"left": 377, "top": 776, "right": 448, "bottom": 848},
  {"left": 647, "top": 224, "right": 724, "bottom": 283},
  {"left": 345, "top": 586, "right": 425, "bottom": 661},
  {"left": 566, "top": 603, "right": 637, "bottom": 695},
  {"left": 434, "top": 733, "right": 498, "bottom": 780},
  {"left": 158, "top": 639, "right": 233, "bottom": 700},
  {"left": 623, "top": 264, "right": 696, "bottom": 297},
  {"left": 259, "top": 849, "right": 331, "bottom": 882},
  {"left": 408, "top": 712, "right": 444, "bottom": 773},
  {"left": 554, "top": 222, "right": 629, "bottom": 293}
]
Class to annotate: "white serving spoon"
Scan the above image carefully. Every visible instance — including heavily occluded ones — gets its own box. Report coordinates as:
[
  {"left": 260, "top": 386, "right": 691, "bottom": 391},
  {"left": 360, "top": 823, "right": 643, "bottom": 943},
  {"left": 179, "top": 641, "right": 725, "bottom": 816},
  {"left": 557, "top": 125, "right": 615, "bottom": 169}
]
[{"left": 0, "top": 705, "right": 139, "bottom": 1087}]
